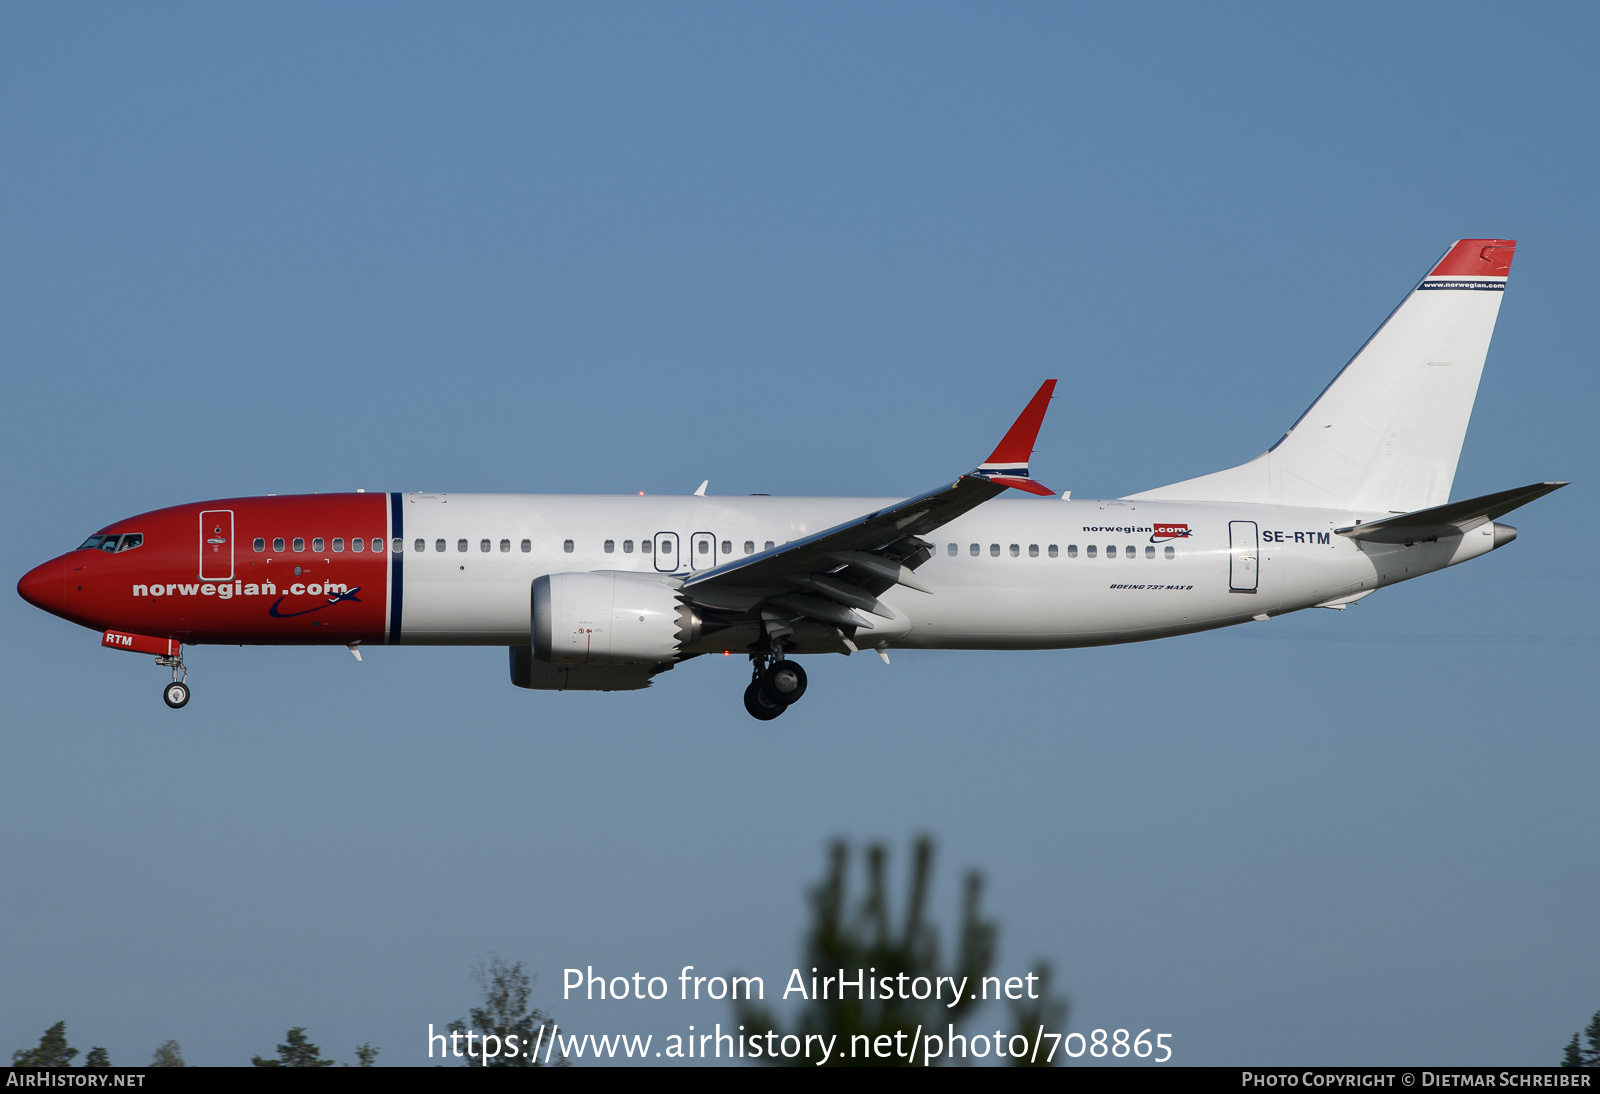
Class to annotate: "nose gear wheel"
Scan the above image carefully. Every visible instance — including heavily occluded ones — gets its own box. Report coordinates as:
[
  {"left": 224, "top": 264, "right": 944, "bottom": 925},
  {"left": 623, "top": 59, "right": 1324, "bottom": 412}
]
[{"left": 156, "top": 652, "right": 189, "bottom": 709}]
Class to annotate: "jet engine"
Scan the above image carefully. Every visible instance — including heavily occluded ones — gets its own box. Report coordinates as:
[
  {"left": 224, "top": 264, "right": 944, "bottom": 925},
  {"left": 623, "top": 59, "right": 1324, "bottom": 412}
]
[{"left": 532, "top": 572, "right": 703, "bottom": 665}]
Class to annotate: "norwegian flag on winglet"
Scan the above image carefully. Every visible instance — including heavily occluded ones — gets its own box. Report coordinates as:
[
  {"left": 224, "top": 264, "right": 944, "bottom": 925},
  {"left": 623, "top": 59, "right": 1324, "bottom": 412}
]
[{"left": 973, "top": 379, "right": 1057, "bottom": 495}]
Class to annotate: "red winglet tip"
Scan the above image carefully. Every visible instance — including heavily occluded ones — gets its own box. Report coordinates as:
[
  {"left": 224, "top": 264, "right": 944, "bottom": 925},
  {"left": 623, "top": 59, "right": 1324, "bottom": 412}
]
[
  {"left": 1430, "top": 239, "right": 1516, "bottom": 278},
  {"left": 988, "top": 476, "right": 1056, "bottom": 497},
  {"left": 985, "top": 380, "right": 1057, "bottom": 465}
]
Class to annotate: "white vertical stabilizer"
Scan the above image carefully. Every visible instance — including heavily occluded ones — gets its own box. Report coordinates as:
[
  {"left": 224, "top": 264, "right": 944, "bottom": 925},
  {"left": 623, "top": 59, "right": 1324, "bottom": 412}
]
[{"left": 1126, "top": 239, "right": 1516, "bottom": 512}]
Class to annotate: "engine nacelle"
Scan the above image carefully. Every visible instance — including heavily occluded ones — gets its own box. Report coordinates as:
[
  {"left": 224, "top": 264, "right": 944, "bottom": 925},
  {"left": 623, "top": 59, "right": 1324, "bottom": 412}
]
[{"left": 532, "top": 572, "right": 698, "bottom": 665}]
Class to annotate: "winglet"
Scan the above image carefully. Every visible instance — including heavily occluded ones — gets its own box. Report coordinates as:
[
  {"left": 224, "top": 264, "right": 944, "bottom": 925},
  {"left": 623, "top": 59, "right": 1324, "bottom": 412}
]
[{"left": 974, "top": 380, "right": 1056, "bottom": 495}]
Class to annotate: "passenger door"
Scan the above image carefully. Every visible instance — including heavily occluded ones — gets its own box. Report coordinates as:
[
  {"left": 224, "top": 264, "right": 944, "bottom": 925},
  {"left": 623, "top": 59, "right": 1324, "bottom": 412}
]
[{"left": 199, "top": 510, "right": 234, "bottom": 581}]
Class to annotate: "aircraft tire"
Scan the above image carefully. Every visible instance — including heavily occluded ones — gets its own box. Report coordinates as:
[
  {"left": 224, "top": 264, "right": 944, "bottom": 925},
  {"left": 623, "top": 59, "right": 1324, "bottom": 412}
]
[
  {"left": 744, "top": 681, "right": 785, "bottom": 721},
  {"left": 759, "top": 660, "right": 807, "bottom": 706},
  {"left": 163, "top": 681, "right": 190, "bottom": 709}
]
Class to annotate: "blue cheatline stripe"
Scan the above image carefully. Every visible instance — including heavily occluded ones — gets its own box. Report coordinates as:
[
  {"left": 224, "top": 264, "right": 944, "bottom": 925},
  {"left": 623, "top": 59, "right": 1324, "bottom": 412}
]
[{"left": 389, "top": 492, "right": 403, "bottom": 645}]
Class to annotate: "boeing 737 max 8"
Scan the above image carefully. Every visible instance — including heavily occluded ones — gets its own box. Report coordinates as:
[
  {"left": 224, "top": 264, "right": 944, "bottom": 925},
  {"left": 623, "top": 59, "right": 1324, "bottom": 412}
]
[{"left": 17, "top": 239, "right": 1565, "bottom": 718}]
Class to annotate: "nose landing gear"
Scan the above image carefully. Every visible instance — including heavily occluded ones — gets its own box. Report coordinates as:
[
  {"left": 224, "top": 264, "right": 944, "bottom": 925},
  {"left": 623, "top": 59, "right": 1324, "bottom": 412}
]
[
  {"left": 157, "top": 652, "right": 189, "bottom": 709},
  {"left": 744, "top": 644, "right": 808, "bottom": 720}
]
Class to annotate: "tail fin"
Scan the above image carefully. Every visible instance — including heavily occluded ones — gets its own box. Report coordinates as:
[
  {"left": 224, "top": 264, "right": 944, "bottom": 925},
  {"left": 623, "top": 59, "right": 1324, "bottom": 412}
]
[{"left": 1127, "top": 239, "right": 1517, "bottom": 511}]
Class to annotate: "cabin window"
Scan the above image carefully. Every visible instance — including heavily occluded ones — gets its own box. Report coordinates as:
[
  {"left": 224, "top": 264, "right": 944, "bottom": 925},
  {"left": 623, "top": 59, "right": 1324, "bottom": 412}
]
[
  {"left": 351, "top": 537, "right": 364, "bottom": 553},
  {"left": 604, "top": 540, "right": 615, "bottom": 553},
  {"left": 521, "top": 539, "right": 531, "bottom": 552},
  {"left": 293, "top": 538, "right": 305, "bottom": 552},
  {"left": 697, "top": 540, "right": 709, "bottom": 555},
  {"left": 947, "top": 543, "right": 957, "bottom": 556},
  {"left": 253, "top": 538, "right": 266, "bottom": 553},
  {"left": 457, "top": 539, "right": 468, "bottom": 553},
  {"left": 1106, "top": 545, "right": 1116, "bottom": 558},
  {"left": 642, "top": 539, "right": 652, "bottom": 553},
  {"left": 1086, "top": 545, "right": 1097, "bottom": 558},
  {"left": 1145, "top": 545, "right": 1155, "bottom": 558},
  {"left": 623, "top": 540, "right": 634, "bottom": 553},
  {"left": 990, "top": 543, "right": 1000, "bottom": 557},
  {"left": 1165, "top": 545, "right": 1175, "bottom": 559},
  {"left": 764, "top": 540, "right": 774, "bottom": 551},
  {"left": 1048, "top": 544, "right": 1059, "bottom": 558},
  {"left": 273, "top": 538, "right": 285, "bottom": 552},
  {"left": 435, "top": 539, "right": 446, "bottom": 552},
  {"left": 332, "top": 538, "right": 344, "bottom": 552},
  {"left": 414, "top": 539, "right": 426, "bottom": 553},
  {"left": 1126, "top": 545, "right": 1136, "bottom": 557},
  {"left": 312, "top": 537, "right": 325, "bottom": 553},
  {"left": 376, "top": 539, "right": 388, "bottom": 553},
  {"left": 563, "top": 539, "right": 574, "bottom": 553},
  {"left": 1066, "top": 544, "right": 1077, "bottom": 557},
  {"left": 1009, "top": 543, "right": 1020, "bottom": 557},
  {"left": 1028, "top": 544, "right": 1039, "bottom": 557},
  {"left": 721, "top": 540, "right": 732, "bottom": 554},
  {"left": 499, "top": 539, "right": 510, "bottom": 553},
  {"left": 745, "top": 541, "right": 755, "bottom": 554}
]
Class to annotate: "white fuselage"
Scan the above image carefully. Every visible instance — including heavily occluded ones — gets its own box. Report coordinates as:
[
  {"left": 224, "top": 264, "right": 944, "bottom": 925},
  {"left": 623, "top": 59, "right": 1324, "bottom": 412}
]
[{"left": 395, "top": 492, "right": 1495, "bottom": 647}]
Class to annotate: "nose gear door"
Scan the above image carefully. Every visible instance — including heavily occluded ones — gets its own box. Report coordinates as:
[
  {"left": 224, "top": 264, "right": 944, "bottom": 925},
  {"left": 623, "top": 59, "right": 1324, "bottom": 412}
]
[{"left": 199, "top": 510, "right": 234, "bottom": 581}]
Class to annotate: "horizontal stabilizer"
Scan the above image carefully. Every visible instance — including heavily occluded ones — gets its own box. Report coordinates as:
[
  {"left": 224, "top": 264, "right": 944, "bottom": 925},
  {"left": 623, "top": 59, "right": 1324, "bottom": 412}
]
[{"left": 1336, "top": 481, "right": 1566, "bottom": 543}]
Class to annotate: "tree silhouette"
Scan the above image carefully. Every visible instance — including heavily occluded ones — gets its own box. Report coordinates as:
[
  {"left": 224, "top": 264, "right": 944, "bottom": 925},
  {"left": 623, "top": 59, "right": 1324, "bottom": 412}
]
[
  {"left": 450, "top": 955, "right": 563, "bottom": 1067},
  {"left": 737, "top": 835, "right": 1069, "bottom": 1066},
  {"left": 12, "top": 1022, "right": 78, "bottom": 1067},
  {"left": 251, "top": 1027, "right": 333, "bottom": 1067},
  {"left": 150, "top": 1040, "right": 186, "bottom": 1067},
  {"left": 1562, "top": 1009, "right": 1599, "bottom": 1069}
]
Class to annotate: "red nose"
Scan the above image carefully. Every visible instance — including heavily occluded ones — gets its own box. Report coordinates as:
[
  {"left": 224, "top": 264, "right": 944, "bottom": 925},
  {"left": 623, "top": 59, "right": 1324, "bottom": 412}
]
[{"left": 17, "top": 556, "right": 69, "bottom": 618}]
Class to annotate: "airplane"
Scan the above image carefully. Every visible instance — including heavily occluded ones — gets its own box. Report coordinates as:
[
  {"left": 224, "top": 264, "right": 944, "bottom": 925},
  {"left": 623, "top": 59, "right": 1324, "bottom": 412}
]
[{"left": 16, "top": 239, "right": 1566, "bottom": 719}]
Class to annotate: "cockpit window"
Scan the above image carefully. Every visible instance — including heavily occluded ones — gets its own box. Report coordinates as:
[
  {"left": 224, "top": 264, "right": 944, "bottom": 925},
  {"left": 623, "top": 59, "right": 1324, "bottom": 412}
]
[{"left": 79, "top": 533, "right": 143, "bottom": 553}]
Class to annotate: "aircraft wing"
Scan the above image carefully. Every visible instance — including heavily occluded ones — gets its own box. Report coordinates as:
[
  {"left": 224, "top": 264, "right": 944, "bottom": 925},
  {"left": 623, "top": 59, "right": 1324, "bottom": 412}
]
[
  {"left": 1335, "top": 481, "right": 1567, "bottom": 544},
  {"left": 679, "top": 381, "right": 1058, "bottom": 630}
]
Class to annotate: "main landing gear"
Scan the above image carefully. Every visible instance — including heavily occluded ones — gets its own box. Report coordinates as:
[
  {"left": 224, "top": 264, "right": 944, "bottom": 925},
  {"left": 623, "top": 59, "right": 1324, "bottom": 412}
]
[
  {"left": 157, "top": 651, "right": 189, "bottom": 709},
  {"left": 743, "top": 646, "right": 808, "bottom": 721}
]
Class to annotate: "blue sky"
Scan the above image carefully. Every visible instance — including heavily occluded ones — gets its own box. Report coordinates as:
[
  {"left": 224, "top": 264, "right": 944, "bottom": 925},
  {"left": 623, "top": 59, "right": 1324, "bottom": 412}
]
[{"left": 2, "top": 2, "right": 1596, "bottom": 1067}]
